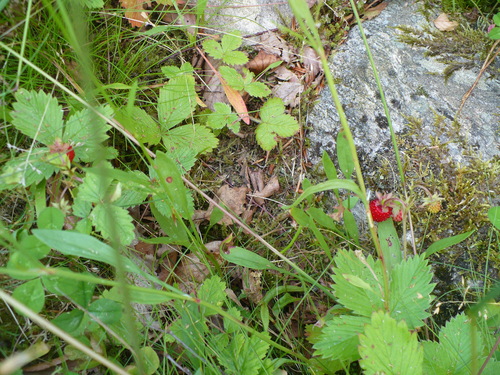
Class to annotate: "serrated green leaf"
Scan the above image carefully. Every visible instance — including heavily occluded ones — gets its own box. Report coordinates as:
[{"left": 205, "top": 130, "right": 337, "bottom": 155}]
[
  {"left": 422, "top": 314, "right": 482, "bottom": 375},
  {"left": 224, "top": 306, "right": 243, "bottom": 334},
  {"left": 33, "top": 229, "right": 143, "bottom": 274},
  {"left": 202, "top": 38, "right": 225, "bottom": 59},
  {"left": 42, "top": 268, "right": 95, "bottom": 306},
  {"left": 88, "top": 298, "right": 122, "bottom": 325},
  {"left": 219, "top": 66, "right": 245, "bottom": 90},
  {"left": 77, "top": 167, "right": 113, "bottom": 203},
  {"left": 389, "top": 255, "right": 435, "bottom": 329},
  {"left": 91, "top": 204, "right": 135, "bottom": 246},
  {"left": 198, "top": 275, "right": 226, "bottom": 316},
  {"left": 203, "top": 32, "right": 248, "bottom": 65},
  {"left": 161, "top": 62, "right": 194, "bottom": 79},
  {"left": 314, "top": 315, "right": 369, "bottom": 361},
  {"left": 377, "top": 218, "right": 401, "bottom": 272},
  {"left": 359, "top": 311, "right": 423, "bottom": 375},
  {"left": 207, "top": 102, "right": 240, "bottom": 132},
  {"left": 245, "top": 81, "right": 271, "bottom": 97},
  {"left": 63, "top": 106, "right": 112, "bottom": 162},
  {"left": 12, "top": 279, "right": 45, "bottom": 314},
  {"left": 114, "top": 106, "right": 161, "bottom": 145},
  {"left": 332, "top": 250, "right": 385, "bottom": 317},
  {"left": 0, "top": 150, "right": 57, "bottom": 190},
  {"left": 158, "top": 69, "right": 197, "bottom": 130},
  {"left": 162, "top": 124, "right": 218, "bottom": 155},
  {"left": 255, "top": 98, "right": 299, "bottom": 151},
  {"left": 11, "top": 89, "right": 64, "bottom": 145},
  {"left": 221, "top": 31, "right": 243, "bottom": 52},
  {"left": 217, "top": 333, "right": 270, "bottom": 375}
]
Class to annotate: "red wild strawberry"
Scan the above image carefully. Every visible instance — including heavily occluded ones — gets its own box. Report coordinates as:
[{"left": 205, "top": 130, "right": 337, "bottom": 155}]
[
  {"left": 369, "top": 199, "right": 393, "bottom": 222},
  {"left": 67, "top": 145, "right": 75, "bottom": 163}
]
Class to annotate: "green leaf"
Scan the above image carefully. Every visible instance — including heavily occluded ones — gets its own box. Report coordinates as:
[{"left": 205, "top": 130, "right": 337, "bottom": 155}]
[
  {"left": 11, "top": 89, "right": 64, "bottom": 145},
  {"left": 255, "top": 98, "right": 299, "bottom": 151},
  {"left": 424, "top": 230, "right": 474, "bottom": 258},
  {"left": 63, "top": 106, "right": 112, "bottom": 162},
  {"left": 77, "top": 165, "right": 114, "bottom": 203},
  {"left": 389, "top": 255, "right": 435, "bottom": 329},
  {"left": 33, "top": 229, "right": 143, "bottom": 275},
  {"left": 37, "top": 206, "right": 65, "bottom": 230},
  {"left": 203, "top": 31, "right": 248, "bottom": 65},
  {"left": 488, "top": 207, "right": 500, "bottom": 230},
  {"left": 422, "top": 314, "right": 482, "bottom": 375},
  {"left": 322, "top": 151, "right": 338, "bottom": 180},
  {"left": 377, "top": 218, "right": 401, "bottom": 272},
  {"left": 216, "top": 333, "right": 270, "bottom": 375},
  {"left": 52, "top": 309, "right": 89, "bottom": 336},
  {"left": 244, "top": 81, "right": 271, "bottom": 98},
  {"left": 12, "top": 279, "right": 45, "bottom": 314},
  {"left": 139, "top": 346, "right": 160, "bottom": 375},
  {"left": 162, "top": 124, "right": 219, "bottom": 156},
  {"left": 103, "top": 286, "right": 171, "bottom": 305},
  {"left": 359, "top": 311, "right": 423, "bottom": 375},
  {"left": 7, "top": 251, "right": 44, "bottom": 280},
  {"left": 42, "top": 268, "right": 95, "bottom": 306},
  {"left": 332, "top": 250, "right": 384, "bottom": 317},
  {"left": 198, "top": 276, "right": 227, "bottom": 316},
  {"left": 221, "top": 247, "right": 274, "bottom": 270},
  {"left": 17, "top": 235, "right": 51, "bottom": 259},
  {"left": 343, "top": 209, "right": 359, "bottom": 243},
  {"left": 219, "top": 66, "right": 245, "bottom": 90},
  {"left": 151, "top": 151, "right": 192, "bottom": 218},
  {"left": 488, "top": 27, "right": 500, "bottom": 40},
  {"left": 494, "top": 13, "right": 500, "bottom": 26},
  {"left": 114, "top": 106, "right": 161, "bottom": 145},
  {"left": 88, "top": 298, "right": 122, "bottom": 325},
  {"left": 314, "top": 315, "right": 370, "bottom": 361},
  {"left": 158, "top": 64, "right": 197, "bottom": 130},
  {"left": 285, "top": 179, "right": 365, "bottom": 209},
  {"left": 91, "top": 204, "right": 135, "bottom": 246},
  {"left": 0, "top": 150, "right": 57, "bottom": 190},
  {"left": 207, "top": 102, "right": 240, "bottom": 133},
  {"left": 336, "top": 130, "right": 354, "bottom": 178}
]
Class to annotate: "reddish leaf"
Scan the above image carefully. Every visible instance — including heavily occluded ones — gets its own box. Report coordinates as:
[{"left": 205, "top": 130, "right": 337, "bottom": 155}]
[{"left": 119, "top": 0, "right": 151, "bottom": 28}]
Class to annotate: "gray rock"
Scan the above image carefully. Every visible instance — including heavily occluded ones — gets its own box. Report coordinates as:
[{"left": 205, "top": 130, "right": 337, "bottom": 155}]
[
  {"left": 307, "top": 0, "right": 500, "bottom": 169},
  {"left": 203, "top": 0, "right": 293, "bottom": 41}
]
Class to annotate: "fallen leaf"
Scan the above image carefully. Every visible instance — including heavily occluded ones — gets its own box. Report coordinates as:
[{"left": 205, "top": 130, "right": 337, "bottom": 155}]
[
  {"left": 273, "top": 65, "right": 300, "bottom": 82},
  {"left": 272, "top": 81, "right": 304, "bottom": 107},
  {"left": 221, "top": 79, "right": 251, "bottom": 125},
  {"left": 242, "top": 269, "right": 263, "bottom": 304},
  {"left": 202, "top": 56, "right": 228, "bottom": 110},
  {"left": 302, "top": 46, "right": 322, "bottom": 84},
  {"left": 253, "top": 176, "right": 280, "bottom": 205},
  {"left": 216, "top": 185, "right": 249, "bottom": 224},
  {"left": 434, "top": 13, "right": 459, "bottom": 32},
  {"left": 259, "top": 32, "right": 293, "bottom": 63},
  {"left": 246, "top": 50, "right": 280, "bottom": 74},
  {"left": 363, "top": 1, "right": 388, "bottom": 20},
  {"left": 119, "top": 0, "right": 151, "bottom": 28}
]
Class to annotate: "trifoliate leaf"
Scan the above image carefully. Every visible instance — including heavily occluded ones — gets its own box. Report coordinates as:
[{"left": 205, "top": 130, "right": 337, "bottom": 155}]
[
  {"left": 114, "top": 106, "right": 161, "bottom": 145},
  {"left": 202, "top": 31, "right": 248, "bottom": 65},
  {"left": 158, "top": 68, "right": 197, "bottom": 130},
  {"left": 359, "top": 311, "right": 423, "bottom": 375},
  {"left": 313, "top": 315, "right": 370, "bottom": 361},
  {"left": 161, "top": 62, "right": 194, "bottom": 79},
  {"left": 162, "top": 124, "right": 218, "bottom": 155},
  {"left": 11, "top": 89, "right": 64, "bottom": 145},
  {"left": 255, "top": 98, "right": 299, "bottom": 151},
  {"left": 207, "top": 102, "right": 240, "bottom": 133},
  {"left": 216, "top": 333, "right": 270, "bottom": 375},
  {"left": 389, "top": 255, "right": 435, "bottom": 329},
  {"left": 91, "top": 204, "right": 135, "bottom": 246}
]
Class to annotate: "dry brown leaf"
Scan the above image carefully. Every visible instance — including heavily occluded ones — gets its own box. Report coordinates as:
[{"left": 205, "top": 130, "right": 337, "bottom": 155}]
[
  {"left": 216, "top": 185, "right": 249, "bottom": 225},
  {"left": 434, "top": 13, "right": 459, "bottom": 31},
  {"left": 273, "top": 65, "right": 300, "bottom": 83},
  {"left": 222, "top": 79, "right": 251, "bottom": 125},
  {"left": 253, "top": 176, "right": 280, "bottom": 205},
  {"left": 119, "top": 0, "right": 151, "bottom": 28},
  {"left": 161, "top": 8, "right": 196, "bottom": 35},
  {"left": 272, "top": 82, "right": 304, "bottom": 108},
  {"left": 363, "top": 1, "right": 388, "bottom": 20},
  {"left": 259, "top": 32, "right": 292, "bottom": 63},
  {"left": 175, "top": 253, "right": 209, "bottom": 293},
  {"left": 302, "top": 46, "right": 322, "bottom": 83},
  {"left": 202, "top": 56, "right": 228, "bottom": 110},
  {"left": 246, "top": 50, "right": 280, "bottom": 74},
  {"left": 242, "top": 269, "right": 263, "bottom": 304}
]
